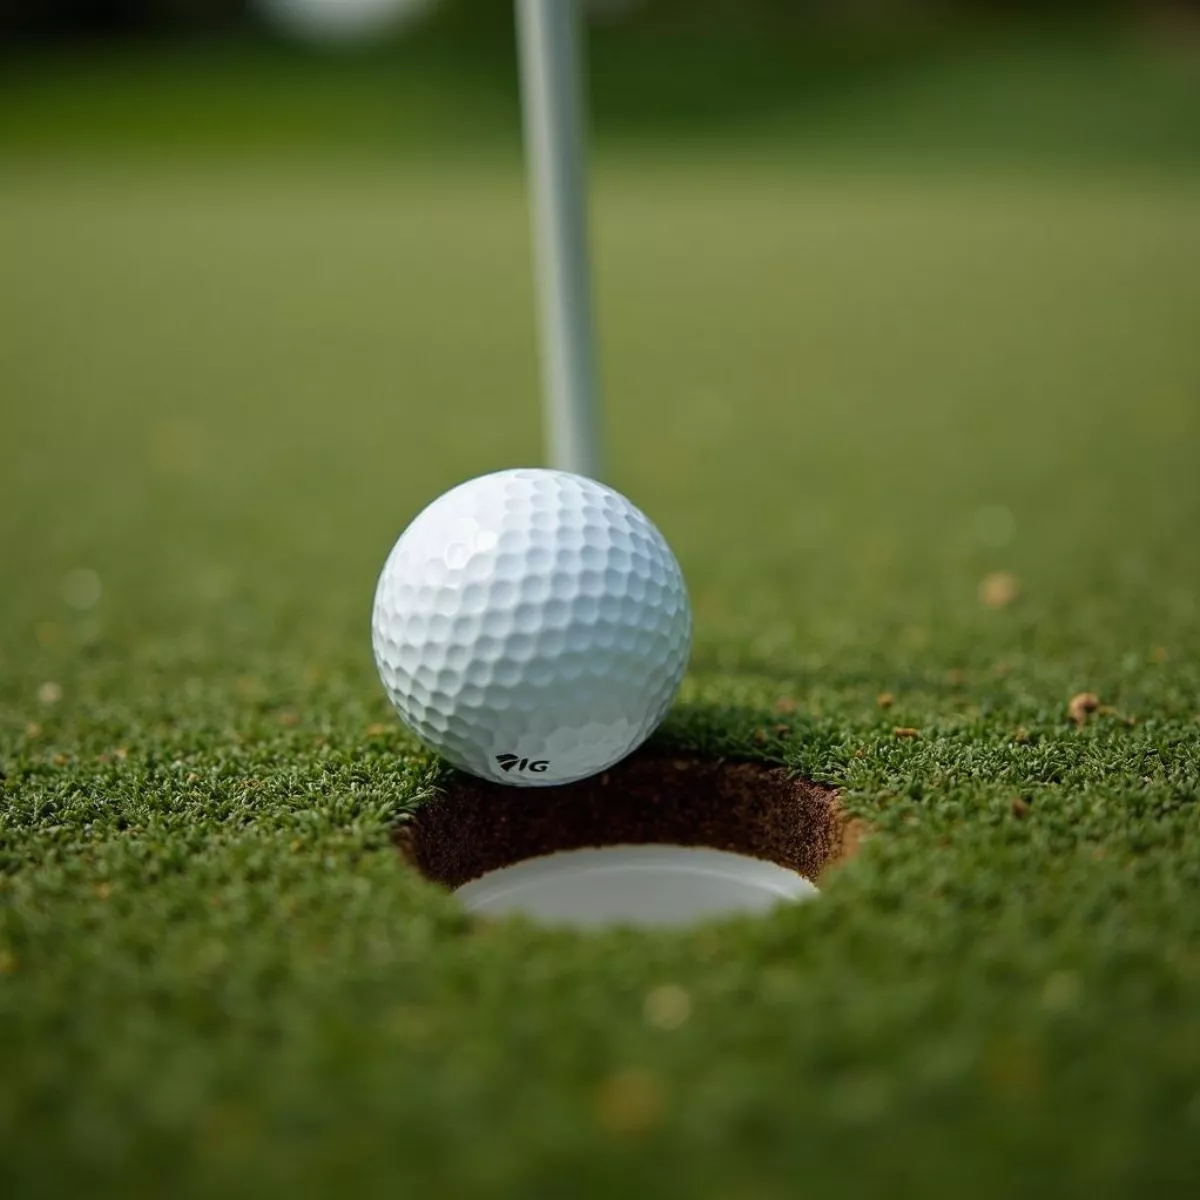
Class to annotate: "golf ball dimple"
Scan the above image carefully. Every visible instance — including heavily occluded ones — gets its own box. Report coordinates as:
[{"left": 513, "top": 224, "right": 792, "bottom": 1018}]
[{"left": 372, "top": 469, "right": 691, "bottom": 786}]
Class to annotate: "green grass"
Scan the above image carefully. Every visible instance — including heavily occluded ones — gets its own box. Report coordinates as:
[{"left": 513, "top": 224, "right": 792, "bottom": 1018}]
[{"left": 3, "top": 34, "right": 1200, "bottom": 1198}]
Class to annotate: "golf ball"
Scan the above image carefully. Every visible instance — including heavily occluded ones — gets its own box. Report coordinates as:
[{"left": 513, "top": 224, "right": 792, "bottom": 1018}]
[{"left": 371, "top": 469, "right": 691, "bottom": 786}]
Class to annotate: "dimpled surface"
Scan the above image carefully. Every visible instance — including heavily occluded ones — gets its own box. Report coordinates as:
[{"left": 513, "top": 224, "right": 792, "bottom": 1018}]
[{"left": 371, "top": 469, "right": 691, "bottom": 786}]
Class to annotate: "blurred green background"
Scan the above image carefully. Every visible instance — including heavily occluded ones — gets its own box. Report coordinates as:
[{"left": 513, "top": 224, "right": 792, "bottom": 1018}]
[
  {"left": 2, "top": 3, "right": 1199, "bottom": 1198},
  {"left": 4, "top": 2, "right": 1200, "bottom": 167},
  {"left": 3, "top": 0, "right": 1197, "bottom": 657}
]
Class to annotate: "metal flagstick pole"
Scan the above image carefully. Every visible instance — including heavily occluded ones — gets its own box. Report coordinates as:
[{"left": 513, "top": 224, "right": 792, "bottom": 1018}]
[{"left": 515, "top": 0, "right": 604, "bottom": 480}]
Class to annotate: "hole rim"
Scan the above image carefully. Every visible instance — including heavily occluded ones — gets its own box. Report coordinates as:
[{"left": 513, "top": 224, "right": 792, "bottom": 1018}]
[{"left": 396, "top": 751, "right": 858, "bottom": 895}]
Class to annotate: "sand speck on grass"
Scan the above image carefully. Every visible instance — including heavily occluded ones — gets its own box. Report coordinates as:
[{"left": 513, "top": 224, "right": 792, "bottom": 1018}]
[
  {"left": 1069, "top": 693, "right": 1101, "bottom": 726},
  {"left": 979, "top": 571, "right": 1020, "bottom": 609}
]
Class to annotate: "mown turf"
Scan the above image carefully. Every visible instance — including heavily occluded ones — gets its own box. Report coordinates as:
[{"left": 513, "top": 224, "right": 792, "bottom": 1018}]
[{"left": 2, "top": 34, "right": 1200, "bottom": 1199}]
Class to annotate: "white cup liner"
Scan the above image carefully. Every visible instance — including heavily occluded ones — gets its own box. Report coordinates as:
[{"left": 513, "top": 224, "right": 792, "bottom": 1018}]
[{"left": 455, "top": 844, "right": 819, "bottom": 929}]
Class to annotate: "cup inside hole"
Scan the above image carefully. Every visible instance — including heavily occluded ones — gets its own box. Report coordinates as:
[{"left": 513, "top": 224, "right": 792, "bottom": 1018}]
[{"left": 455, "top": 844, "right": 819, "bottom": 928}]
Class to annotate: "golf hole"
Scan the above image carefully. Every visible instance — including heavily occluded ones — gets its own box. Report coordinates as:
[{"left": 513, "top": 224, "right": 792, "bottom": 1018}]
[{"left": 397, "top": 754, "right": 861, "bottom": 930}]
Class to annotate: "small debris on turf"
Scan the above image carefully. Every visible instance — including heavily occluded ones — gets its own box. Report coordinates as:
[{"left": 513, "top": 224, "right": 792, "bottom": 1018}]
[
  {"left": 365, "top": 723, "right": 388, "bottom": 736},
  {"left": 893, "top": 727, "right": 920, "bottom": 739},
  {"left": 1012, "top": 728, "right": 1031, "bottom": 744},
  {"left": 24, "top": 723, "right": 40, "bottom": 739},
  {"left": 1150, "top": 645, "right": 1168, "bottom": 663},
  {"left": 1011, "top": 797, "right": 1031, "bottom": 819},
  {"left": 37, "top": 681, "right": 62, "bottom": 705},
  {"left": 594, "top": 1068, "right": 665, "bottom": 1136},
  {"left": 0, "top": 950, "right": 16, "bottom": 975},
  {"left": 643, "top": 984, "right": 692, "bottom": 1031},
  {"left": 277, "top": 711, "right": 300, "bottom": 728},
  {"left": 979, "top": 570, "right": 1020, "bottom": 609},
  {"left": 876, "top": 692, "right": 895, "bottom": 710},
  {"left": 775, "top": 697, "right": 797, "bottom": 714},
  {"left": 773, "top": 723, "right": 791, "bottom": 738},
  {"left": 1068, "top": 693, "right": 1101, "bottom": 726},
  {"left": 753, "top": 728, "right": 769, "bottom": 746}
]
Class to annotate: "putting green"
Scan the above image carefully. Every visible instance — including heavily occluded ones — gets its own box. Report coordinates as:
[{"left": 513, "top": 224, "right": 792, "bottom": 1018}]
[{"left": 2, "top": 39, "right": 1199, "bottom": 1198}]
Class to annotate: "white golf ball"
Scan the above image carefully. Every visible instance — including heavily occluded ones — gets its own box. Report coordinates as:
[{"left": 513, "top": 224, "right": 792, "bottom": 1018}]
[{"left": 371, "top": 469, "right": 691, "bottom": 786}]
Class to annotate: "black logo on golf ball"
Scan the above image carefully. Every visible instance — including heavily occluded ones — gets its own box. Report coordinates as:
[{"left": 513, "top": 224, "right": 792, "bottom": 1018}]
[{"left": 496, "top": 754, "right": 549, "bottom": 774}]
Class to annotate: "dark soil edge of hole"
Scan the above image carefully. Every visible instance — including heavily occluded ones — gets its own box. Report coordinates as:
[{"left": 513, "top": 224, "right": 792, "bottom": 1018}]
[{"left": 395, "top": 751, "right": 861, "bottom": 890}]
